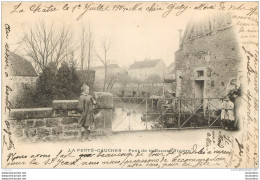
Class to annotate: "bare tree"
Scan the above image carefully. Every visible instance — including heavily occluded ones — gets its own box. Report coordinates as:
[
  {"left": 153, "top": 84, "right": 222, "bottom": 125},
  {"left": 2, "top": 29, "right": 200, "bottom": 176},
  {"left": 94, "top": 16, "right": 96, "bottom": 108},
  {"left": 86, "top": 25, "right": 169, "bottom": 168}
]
[
  {"left": 106, "top": 73, "right": 117, "bottom": 92},
  {"left": 96, "top": 39, "right": 112, "bottom": 91},
  {"left": 21, "top": 21, "right": 76, "bottom": 72},
  {"left": 80, "top": 22, "right": 94, "bottom": 70}
]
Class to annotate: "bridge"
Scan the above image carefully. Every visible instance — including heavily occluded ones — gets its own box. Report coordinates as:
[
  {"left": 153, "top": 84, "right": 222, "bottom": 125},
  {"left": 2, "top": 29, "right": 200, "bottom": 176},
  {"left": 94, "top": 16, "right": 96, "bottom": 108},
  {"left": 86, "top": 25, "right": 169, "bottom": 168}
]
[
  {"left": 112, "top": 97, "right": 222, "bottom": 132},
  {"left": 7, "top": 92, "right": 222, "bottom": 143}
]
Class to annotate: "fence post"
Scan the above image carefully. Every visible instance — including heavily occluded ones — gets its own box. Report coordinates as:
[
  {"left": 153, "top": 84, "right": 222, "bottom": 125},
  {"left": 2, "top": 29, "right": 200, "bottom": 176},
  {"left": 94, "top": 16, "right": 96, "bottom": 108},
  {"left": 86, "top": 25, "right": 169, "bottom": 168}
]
[
  {"left": 146, "top": 98, "right": 148, "bottom": 130},
  {"left": 178, "top": 99, "right": 181, "bottom": 128}
]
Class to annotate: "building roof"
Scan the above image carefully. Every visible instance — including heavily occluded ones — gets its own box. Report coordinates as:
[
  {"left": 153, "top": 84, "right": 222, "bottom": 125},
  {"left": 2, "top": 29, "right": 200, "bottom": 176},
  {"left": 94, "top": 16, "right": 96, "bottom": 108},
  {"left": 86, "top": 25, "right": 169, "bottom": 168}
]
[
  {"left": 129, "top": 59, "right": 162, "bottom": 69},
  {"left": 92, "top": 64, "right": 119, "bottom": 70},
  {"left": 9, "top": 52, "right": 38, "bottom": 77},
  {"left": 181, "top": 13, "right": 232, "bottom": 46}
]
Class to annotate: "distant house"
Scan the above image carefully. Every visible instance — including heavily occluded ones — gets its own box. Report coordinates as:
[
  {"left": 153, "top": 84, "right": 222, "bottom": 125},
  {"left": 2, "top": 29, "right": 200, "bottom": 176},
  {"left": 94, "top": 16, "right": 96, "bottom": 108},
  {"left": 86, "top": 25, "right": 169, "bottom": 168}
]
[
  {"left": 92, "top": 64, "right": 123, "bottom": 80},
  {"left": 128, "top": 59, "right": 166, "bottom": 80},
  {"left": 8, "top": 52, "right": 38, "bottom": 107},
  {"left": 9, "top": 52, "right": 38, "bottom": 85}
]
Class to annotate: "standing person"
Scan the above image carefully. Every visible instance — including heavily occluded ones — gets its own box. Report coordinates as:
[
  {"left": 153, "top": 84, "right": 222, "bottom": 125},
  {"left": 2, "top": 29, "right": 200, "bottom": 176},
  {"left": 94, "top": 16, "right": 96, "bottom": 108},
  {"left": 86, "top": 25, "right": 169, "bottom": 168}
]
[
  {"left": 78, "top": 84, "right": 95, "bottom": 142},
  {"left": 233, "top": 90, "right": 242, "bottom": 130},
  {"left": 225, "top": 97, "right": 235, "bottom": 130},
  {"left": 220, "top": 98, "right": 227, "bottom": 129}
]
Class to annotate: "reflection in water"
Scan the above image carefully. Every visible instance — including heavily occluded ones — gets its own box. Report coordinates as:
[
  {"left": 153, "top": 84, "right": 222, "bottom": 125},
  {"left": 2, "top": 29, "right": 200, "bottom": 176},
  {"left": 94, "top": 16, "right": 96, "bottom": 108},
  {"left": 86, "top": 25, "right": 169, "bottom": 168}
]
[{"left": 112, "top": 108, "right": 153, "bottom": 131}]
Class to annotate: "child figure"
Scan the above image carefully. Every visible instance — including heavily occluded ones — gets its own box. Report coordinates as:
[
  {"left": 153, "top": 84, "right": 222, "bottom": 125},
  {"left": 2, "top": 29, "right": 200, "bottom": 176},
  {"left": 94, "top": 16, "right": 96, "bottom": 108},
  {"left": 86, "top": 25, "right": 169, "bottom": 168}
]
[
  {"left": 226, "top": 97, "right": 235, "bottom": 130},
  {"left": 78, "top": 84, "right": 95, "bottom": 141},
  {"left": 221, "top": 96, "right": 235, "bottom": 130},
  {"left": 220, "top": 98, "right": 227, "bottom": 129}
]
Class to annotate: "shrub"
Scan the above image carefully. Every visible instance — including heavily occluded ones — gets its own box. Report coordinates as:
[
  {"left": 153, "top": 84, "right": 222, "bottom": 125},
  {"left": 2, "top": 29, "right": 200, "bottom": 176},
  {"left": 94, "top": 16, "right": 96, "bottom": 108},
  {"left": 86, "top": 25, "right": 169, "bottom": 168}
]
[
  {"left": 12, "top": 61, "right": 84, "bottom": 108},
  {"left": 12, "top": 83, "right": 36, "bottom": 108},
  {"left": 34, "top": 62, "right": 57, "bottom": 107}
]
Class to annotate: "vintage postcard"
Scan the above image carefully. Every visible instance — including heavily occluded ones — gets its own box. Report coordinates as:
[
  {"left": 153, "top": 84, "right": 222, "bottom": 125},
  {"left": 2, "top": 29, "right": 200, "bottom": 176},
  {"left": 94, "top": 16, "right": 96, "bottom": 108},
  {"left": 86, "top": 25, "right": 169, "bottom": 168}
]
[{"left": 2, "top": 1, "right": 258, "bottom": 168}]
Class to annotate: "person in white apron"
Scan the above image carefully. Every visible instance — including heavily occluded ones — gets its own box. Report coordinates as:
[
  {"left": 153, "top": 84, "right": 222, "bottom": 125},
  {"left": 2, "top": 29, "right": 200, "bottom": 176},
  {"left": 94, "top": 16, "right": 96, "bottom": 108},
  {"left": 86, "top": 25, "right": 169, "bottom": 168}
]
[
  {"left": 233, "top": 90, "right": 242, "bottom": 130},
  {"left": 220, "top": 98, "right": 228, "bottom": 129},
  {"left": 221, "top": 96, "right": 235, "bottom": 130},
  {"left": 225, "top": 97, "right": 235, "bottom": 130}
]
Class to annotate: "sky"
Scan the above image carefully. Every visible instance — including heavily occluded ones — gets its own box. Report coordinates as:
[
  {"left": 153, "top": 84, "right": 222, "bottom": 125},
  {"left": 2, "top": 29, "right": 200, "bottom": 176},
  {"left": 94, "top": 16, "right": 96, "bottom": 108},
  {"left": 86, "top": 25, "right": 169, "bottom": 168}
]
[
  {"left": 88, "top": 12, "right": 187, "bottom": 67},
  {"left": 4, "top": 2, "right": 189, "bottom": 68}
]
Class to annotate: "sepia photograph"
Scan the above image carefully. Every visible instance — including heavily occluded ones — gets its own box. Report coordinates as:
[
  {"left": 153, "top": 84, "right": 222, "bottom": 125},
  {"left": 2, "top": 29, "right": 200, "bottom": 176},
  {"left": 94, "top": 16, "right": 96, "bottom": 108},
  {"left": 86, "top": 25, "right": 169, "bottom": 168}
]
[{"left": 1, "top": 1, "right": 258, "bottom": 170}]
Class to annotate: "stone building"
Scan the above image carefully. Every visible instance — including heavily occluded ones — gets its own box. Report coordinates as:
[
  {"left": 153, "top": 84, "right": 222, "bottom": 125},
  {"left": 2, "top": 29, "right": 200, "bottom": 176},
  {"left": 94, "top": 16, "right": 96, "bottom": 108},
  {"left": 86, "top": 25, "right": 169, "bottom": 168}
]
[
  {"left": 8, "top": 52, "right": 38, "bottom": 108},
  {"left": 175, "top": 13, "right": 242, "bottom": 99},
  {"left": 9, "top": 52, "right": 38, "bottom": 85},
  {"left": 128, "top": 59, "right": 166, "bottom": 80},
  {"left": 9, "top": 52, "right": 38, "bottom": 94},
  {"left": 92, "top": 64, "right": 123, "bottom": 80}
]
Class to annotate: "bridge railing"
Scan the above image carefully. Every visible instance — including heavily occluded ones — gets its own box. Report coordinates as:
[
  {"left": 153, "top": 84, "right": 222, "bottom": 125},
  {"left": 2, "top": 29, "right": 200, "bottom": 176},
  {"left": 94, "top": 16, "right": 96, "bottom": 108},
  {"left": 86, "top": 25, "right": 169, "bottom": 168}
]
[{"left": 112, "top": 97, "right": 223, "bottom": 131}]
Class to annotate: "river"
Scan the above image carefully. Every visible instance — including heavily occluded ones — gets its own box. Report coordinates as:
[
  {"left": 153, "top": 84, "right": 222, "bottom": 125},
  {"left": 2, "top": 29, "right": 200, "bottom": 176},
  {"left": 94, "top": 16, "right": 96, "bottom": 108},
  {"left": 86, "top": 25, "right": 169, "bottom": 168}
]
[{"left": 112, "top": 108, "right": 154, "bottom": 131}]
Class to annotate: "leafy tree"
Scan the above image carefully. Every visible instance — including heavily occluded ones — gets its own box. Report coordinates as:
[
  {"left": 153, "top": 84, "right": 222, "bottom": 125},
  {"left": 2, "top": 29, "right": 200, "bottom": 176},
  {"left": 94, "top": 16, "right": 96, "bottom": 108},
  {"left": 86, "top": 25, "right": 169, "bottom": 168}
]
[
  {"left": 12, "top": 84, "right": 36, "bottom": 108},
  {"left": 55, "top": 62, "right": 73, "bottom": 99},
  {"left": 55, "top": 61, "right": 82, "bottom": 100},
  {"left": 70, "top": 61, "right": 81, "bottom": 98},
  {"left": 14, "top": 61, "right": 82, "bottom": 108},
  {"left": 34, "top": 62, "right": 57, "bottom": 107}
]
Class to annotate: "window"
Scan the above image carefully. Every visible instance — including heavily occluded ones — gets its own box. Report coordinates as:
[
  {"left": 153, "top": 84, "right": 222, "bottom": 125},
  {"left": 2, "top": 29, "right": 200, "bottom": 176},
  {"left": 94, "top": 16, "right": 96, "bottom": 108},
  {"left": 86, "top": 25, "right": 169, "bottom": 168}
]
[{"left": 197, "top": 70, "right": 204, "bottom": 77}]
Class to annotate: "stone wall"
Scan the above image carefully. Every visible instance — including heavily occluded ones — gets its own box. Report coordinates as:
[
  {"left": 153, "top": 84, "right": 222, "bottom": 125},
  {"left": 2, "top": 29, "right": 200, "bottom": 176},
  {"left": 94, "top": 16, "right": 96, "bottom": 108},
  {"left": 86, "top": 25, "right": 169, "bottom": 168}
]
[
  {"left": 175, "top": 23, "right": 241, "bottom": 98},
  {"left": 7, "top": 92, "right": 113, "bottom": 142}
]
